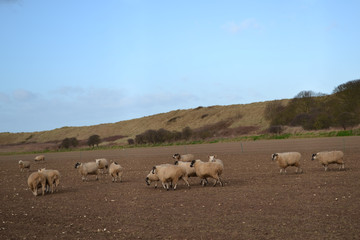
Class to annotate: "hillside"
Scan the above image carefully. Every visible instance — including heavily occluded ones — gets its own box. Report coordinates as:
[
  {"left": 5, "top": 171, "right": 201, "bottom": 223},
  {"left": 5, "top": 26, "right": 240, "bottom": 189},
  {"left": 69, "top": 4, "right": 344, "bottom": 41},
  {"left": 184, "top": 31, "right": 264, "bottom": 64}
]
[{"left": 0, "top": 100, "right": 286, "bottom": 147}]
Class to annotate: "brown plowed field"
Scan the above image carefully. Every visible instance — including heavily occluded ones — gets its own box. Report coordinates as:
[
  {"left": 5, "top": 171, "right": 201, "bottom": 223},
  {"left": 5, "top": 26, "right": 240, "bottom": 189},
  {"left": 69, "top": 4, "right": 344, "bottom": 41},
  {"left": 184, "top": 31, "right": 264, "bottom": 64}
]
[{"left": 1, "top": 136, "right": 359, "bottom": 239}]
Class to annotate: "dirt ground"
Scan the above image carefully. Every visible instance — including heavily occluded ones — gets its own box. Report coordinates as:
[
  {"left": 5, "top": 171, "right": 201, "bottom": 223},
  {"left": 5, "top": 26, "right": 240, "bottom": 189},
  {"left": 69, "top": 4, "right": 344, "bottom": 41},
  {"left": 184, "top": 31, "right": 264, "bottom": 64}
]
[{"left": 0, "top": 136, "right": 359, "bottom": 240}]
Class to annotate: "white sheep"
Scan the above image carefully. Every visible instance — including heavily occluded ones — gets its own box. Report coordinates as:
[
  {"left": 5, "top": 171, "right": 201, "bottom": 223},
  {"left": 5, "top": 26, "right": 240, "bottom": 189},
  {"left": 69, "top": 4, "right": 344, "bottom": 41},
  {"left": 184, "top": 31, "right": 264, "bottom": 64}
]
[
  {"left": 172, "top": 153, "right": 195, "bottom": 162},
  {"left": 109, "top": 162, "right": 123, "bottom": 182},
  {"left": 95, "top": 158, "right": 109, "bottom": 174},
  {"left": 271, "top": 152, "right": 303, "bottom": 174},
  {"left": 38, "top": 168, "right": 61, "bottom": 193},
  {"left": 18, "top": 160, "right": 30, "bottom": 172},
  {"left": 146, "top": 164, "right": 190, "bottom": 190},
  {"left": 75, "top": 162, "right": 99, "bottom": 181},
  {"left": 145, "top": 164, "right": 171, "bottom": 188},
  {"left": 27, "top": 171, "right": 46, "bottom": 196},
  {"left": 208, "top": 155, "right": 224, "bottom": 167},
  {"left": 190, "top": 159, "right": 224, "bottom": 187},
  {"left": 174, "top": 160, "right": 197, "bottom": 178},
  {"left": 311, "top": 151, "right": 345, "bottom": 171},
  {"left": 34, "top": 155, "right": 45, "bottom": 162}
]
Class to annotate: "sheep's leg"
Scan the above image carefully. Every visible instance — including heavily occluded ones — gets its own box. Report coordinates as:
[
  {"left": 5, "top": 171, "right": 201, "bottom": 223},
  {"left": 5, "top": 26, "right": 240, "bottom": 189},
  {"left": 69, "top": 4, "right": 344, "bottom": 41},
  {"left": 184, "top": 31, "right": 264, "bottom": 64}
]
[
  {"left": 182, "top": 176, "right": 190, "bottom": 188},
  {"left": 161, "top": 182, "right": 167, "bottom": 190},
  {"left": 31, "top": 184, "right": 37, "bottom": 196},
  {"left": 218, "top": 177, "right": 224, "bottom": 187},
  {"left": 201, "top": 178, "right": 207, "bottom": 187},
  {"left": 41, "top": 182, "right": 46, "bottom": 196},
  {"left": 172, "top": 178, "right": 179, "bottom": 190},
  {"left": 213, "top": 178, "right": 217, "bottom": 187}
]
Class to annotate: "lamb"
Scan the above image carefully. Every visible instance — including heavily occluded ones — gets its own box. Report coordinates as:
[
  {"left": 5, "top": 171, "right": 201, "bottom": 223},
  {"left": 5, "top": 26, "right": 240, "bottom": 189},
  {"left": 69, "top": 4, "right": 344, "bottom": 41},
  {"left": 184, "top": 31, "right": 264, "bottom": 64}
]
[
  {"left": 190, "top": 159, "right": 224, "bottom": 187},
  {"left": 75, "top": 162, "right": 99, "bottom": 181},
  {"left": 95, "top": 158, "right": 109, "bottom": 174},
  {"left": 271, "top": 152, "right": 303, "bottom": 174},
  {"left": 18, "top": 160, "right": 30, "bottom": 172},
  {"left": 146, "top": 164, "right": 190, "bottom": 190},
  {"left": 34, "top": 155, "right": 45, "bottom": 162},
  {"left": 172, "top": 153, "right": 195, "bottom": 162},
  {"left": 27, "top": 171, "right": 46, "bottom": 196},
  {"left": 38, "top": 168, "right": 61, "bottom": 193},
  {"left": 311, "top": 151, "right": 345, "bottom": 171},
  {"left": 109, "top": 162, "right": 123, "bottom": 182}
]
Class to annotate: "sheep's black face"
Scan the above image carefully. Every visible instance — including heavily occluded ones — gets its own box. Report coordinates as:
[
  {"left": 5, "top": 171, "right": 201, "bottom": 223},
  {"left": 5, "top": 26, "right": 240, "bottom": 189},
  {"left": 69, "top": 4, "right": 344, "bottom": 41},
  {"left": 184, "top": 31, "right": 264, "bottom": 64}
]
[
  {"left": 271, "top": 154, "right": 278, "bottom": 161},
  {"left": 174, "top": 161, "right": 179, "bottom": 165},
  {"left": 190, "top": 160, "right": 195, "bottom": 167},
  {"left": 311, "top": 154, "right": 317, "bottom": 161},
  {"left": 145, "top": 177, "right": 150, "bottom": 186},
  {"left": 172, "top": 153, "right": 180, "bottom": 159},
  {"left": 74, "top": 162, "right": 80, "bottom": 169}
]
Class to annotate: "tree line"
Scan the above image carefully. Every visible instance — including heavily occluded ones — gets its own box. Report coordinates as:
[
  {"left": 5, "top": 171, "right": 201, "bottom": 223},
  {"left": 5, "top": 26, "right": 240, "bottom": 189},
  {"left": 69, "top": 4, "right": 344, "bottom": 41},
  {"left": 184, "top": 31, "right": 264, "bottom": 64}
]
[{"left": 265, "top": 79, "right": 360, "bottom": 131}]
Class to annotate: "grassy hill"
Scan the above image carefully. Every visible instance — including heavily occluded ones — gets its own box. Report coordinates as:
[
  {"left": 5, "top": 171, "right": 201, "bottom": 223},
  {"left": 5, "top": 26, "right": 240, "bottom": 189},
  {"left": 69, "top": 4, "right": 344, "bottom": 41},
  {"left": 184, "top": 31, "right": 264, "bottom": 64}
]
[{"left": 0, "top": 100, "right": 287, "bottom": 147}]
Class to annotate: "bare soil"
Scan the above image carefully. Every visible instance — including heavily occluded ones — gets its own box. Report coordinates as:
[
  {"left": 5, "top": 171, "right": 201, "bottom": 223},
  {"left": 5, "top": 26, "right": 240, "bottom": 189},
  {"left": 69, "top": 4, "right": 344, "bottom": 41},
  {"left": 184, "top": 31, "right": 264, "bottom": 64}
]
[{"left": 1, "top": 136, "right": 359, "bottom": 239}]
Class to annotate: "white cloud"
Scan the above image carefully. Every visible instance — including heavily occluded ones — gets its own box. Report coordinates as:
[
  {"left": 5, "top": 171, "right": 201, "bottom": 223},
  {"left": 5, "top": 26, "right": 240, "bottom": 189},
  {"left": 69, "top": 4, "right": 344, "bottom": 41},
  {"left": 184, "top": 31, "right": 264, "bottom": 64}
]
[
  {"left": 223, "top": 18, "right": 260, "bottom": 34},
  {"left": 12, "top": 89, "right": 37, "bottom": 101}
]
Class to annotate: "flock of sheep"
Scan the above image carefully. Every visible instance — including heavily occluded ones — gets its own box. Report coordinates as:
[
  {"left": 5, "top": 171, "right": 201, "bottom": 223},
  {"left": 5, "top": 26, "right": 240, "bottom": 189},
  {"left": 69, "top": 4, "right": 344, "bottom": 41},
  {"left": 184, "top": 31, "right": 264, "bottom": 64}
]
[
  {"left": 19, "top": 156, "right": 124, "bottom": 196},
  {"left": 271, "top": 150, "right": 345, "bottom": 174},
  {"left": 19, "top": 149, "right": 345, "bottom": 196}
]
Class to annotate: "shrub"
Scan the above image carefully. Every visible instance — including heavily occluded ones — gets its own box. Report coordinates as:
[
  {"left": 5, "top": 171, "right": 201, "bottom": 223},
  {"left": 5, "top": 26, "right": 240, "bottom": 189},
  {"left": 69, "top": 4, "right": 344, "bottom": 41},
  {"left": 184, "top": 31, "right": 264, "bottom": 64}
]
[
  {"left": 88, "top": 135, "right": 101, "bottom": 148},
  {"left": 59, "top": 137, "right": 78, "bottom": 149}
]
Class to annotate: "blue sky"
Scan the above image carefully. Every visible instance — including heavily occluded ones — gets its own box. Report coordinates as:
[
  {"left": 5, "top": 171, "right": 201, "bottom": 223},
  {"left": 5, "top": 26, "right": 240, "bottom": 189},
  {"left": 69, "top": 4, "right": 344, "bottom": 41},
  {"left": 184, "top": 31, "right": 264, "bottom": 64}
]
[{"left": 1, "top": 0, "right": 359, "bottom": 133}]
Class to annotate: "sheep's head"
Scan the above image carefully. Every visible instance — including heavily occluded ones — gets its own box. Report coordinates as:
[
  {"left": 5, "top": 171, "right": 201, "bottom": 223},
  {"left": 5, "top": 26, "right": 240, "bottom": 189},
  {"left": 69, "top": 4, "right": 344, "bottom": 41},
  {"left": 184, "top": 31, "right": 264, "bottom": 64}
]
[
  {"left": 172, "top": 153, "right": 180, "bottom": 160},
  {"left": 208, "top": 155, "right": 216, "bottom": 162},
  {"left": 174, "top": 161, "right": 179, "bottom": 165},
  {"left": 311, "top": 153, "right": 317, "bottom": 161},
  {"left": 38, "top": 168, "right": 46, "bottom": 172},
  {"left": 271, "top": 153, "right": 278, "bottom": 161},
  {"left": 74, "top": 162, "right": 81, "bottom": 169},
  {"left": 146, "top": 169, "right": 159, "bottom": 185},
  {"left": 18, "top": 160, "right": 23, "bottom": 164},
  {"left": 152, "top": 166, "right": 157, "bottom": 174},
  {"left": 190, "top": 160, "right": 196, "bottom": 167},
  {"left": 145, "top": 177, "right": 150, "bottom": 186}
]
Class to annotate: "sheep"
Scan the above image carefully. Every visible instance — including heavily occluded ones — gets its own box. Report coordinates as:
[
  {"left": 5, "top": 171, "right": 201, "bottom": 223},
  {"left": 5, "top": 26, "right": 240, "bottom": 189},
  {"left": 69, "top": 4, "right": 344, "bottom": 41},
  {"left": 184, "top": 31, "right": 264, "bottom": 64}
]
[
  {"left": 208, "top": 155, "right": 224, "bottom": 167},
  {"left": 271, "top": 152, "right": 303, "bottom": 174},
  {"left": 95, "top": 158, "right": 109, "bottom": 174},
  {"left": 27, "top": 171, "right": 46, "bottom": 196},
  {"left": 34, "top": 155, "right": 45, "bottom": 162},
  {"left": 145, "top": 164, "right": 171, "bottom": 188},
  {"left": 38, "top": 168, "right": 61, "bottom": 193},
  {"left": 146, "top": 164, "right": 190, "bottom": 190},
  {"left": 109, "top": 162, "right": 123, "bottom": 182},
  {"left": 311, "top": 151, "right": 345, "bottom": 171},
  {"left": 174, "top": 160, "right": 209, "bottom": 185},
  {"left": 190, "top": 159, "right": 224, "bottom": 187},
  {"left": 172, "top": 153, "right": 195, "bottom": 162},
  {"left": 18, "top": 160, "right": 30, "bottom": 172},
  {"left": 75, "top": 162, "right": 99, "bottom": 181},
  {"left": 174, "top": 160, "right": 197, "bottom": 178}
]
